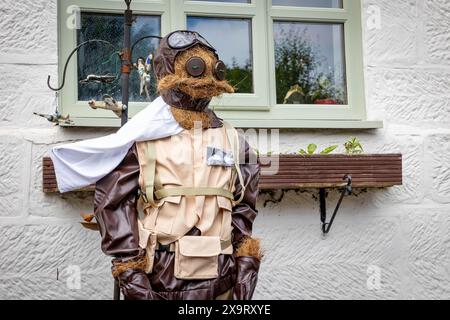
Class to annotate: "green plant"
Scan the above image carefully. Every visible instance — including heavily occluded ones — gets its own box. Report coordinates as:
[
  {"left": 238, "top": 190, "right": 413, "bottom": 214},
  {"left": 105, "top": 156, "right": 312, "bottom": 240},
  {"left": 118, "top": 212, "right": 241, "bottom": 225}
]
[
  {"left": 320, "top": 145, "right": 339, "bottom": 154},
  {"left": 344, "top": 137, "right": 364, "bottom": 154},
  {"left": 310, "top": 75, "right": 340, "bottom": 104},
  {"left": 254, "top": 149, "right": 275, "bottom": 157},
  {"left": 299, "top": 144, "right": 338, "bottom": 155}
]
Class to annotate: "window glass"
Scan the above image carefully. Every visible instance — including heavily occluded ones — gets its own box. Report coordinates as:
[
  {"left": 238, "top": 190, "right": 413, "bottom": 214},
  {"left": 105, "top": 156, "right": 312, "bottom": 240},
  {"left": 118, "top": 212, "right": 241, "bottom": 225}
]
[
  {"left": 272, "top": 0, "right": 342, "bottom": 8},
  {"left": 187, "top": 16, "right": 254, "bottom": 94},
  {"left": 274, "top": 21, "right": 347, "bottom": 105},
  {"left": 77, "top": 13, "right": 161, "bottom": 102}
]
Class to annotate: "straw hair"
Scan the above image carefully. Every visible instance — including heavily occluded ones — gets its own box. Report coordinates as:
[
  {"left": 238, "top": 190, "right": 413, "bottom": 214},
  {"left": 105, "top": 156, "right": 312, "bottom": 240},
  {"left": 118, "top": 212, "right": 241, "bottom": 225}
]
[
  {"left": 111, "top": 255, "right": 148, "bottom": 278},
  {"left": 235, "top": 237, "right": 264, "bottom": 261},
  {"left": 170, "top": 106, "right": 212, "bottom": 129},
  {"left": 158, "top": 45, "right": 235, "bottom": 99}
]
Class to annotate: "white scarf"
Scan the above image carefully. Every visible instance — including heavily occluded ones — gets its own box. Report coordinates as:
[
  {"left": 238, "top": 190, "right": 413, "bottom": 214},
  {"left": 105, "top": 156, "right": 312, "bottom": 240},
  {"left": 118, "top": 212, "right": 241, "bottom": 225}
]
[{"left": 50, "top": 97, "right": 183, "bottom": 193}]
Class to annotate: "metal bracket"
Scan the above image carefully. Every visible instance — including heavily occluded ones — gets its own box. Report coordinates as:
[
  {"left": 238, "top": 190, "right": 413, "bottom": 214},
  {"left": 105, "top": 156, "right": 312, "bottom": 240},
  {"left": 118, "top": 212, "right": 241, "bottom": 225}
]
[
  {"left": 319, "top": 175, "right": 352, "bottom": 235},
  {"left": 47, "top": 39, "right": 118, "bottom": 92}
]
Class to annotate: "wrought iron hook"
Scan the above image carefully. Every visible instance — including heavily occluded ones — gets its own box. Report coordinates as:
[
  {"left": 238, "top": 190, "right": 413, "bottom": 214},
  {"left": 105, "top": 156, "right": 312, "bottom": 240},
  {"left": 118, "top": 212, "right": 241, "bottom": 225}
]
[
  {"left": 47, "top": 40, "right": 118, "bottom": 91},
  {"left": 320, "top": 175, "right": 353, "bottom": 235}
]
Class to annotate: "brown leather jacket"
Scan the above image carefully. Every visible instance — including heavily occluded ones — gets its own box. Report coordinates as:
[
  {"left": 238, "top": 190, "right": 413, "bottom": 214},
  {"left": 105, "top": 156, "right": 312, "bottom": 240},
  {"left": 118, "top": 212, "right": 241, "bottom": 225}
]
[{"left": 94, "top": 136, "right": 260, "bottom": 300}]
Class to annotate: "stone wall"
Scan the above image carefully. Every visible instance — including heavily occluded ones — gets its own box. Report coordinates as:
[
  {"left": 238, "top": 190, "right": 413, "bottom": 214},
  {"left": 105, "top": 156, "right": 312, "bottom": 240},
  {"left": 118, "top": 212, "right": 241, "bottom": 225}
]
[{"left": 0, "top": 0, "right": 448, "bottom": 299}]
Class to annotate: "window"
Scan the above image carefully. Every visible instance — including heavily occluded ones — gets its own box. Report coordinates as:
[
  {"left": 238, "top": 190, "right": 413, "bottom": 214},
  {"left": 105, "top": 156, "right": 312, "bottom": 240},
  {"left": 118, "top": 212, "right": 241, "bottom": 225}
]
[
  {"left": 272, "top": 0, "right": 342, "bottom": 8},
  {"left": 58, "top": 0, "right": 378, "bottom": 128},
  {"left": 273, "top": 21, "right": 347, "bottom": 105},
  {"left": 77, "top": 13, "right": 161, "bottom": 102},
  {"left": 187, "top": 16, "right": 254, "bottom": 94}
]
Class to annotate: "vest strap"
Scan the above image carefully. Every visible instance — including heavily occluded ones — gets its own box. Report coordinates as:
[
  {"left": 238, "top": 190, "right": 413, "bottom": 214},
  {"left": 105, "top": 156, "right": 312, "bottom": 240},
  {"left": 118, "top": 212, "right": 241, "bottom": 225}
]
[
  {"left": 223, "top": 121, "right": 246, "bottom": 205},
  {"left": 141, "top": 141, "right": 162, "bottom": 208},
  {"left": 155, "top": 187, "right": 234, "bottom": 201},
  {"left": 156, "top": 239, "right": 232, "bottom": 252}
]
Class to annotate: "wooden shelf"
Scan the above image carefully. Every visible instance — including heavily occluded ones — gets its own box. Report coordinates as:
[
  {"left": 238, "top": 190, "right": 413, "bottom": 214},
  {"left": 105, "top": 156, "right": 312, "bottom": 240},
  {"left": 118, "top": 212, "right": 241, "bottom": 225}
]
[
  {"left": 43, "top": 154, "right": 402, "bottom": 193},
  {"left": 259, "top": 154, "right": 402, "bottom": 189}
]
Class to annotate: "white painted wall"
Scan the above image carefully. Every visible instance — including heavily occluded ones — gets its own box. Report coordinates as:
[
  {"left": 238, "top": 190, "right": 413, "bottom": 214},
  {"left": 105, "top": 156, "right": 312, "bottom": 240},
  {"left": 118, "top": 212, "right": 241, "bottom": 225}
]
[{"left": 0, "top": 0, "right": 448, "bottom": 300}]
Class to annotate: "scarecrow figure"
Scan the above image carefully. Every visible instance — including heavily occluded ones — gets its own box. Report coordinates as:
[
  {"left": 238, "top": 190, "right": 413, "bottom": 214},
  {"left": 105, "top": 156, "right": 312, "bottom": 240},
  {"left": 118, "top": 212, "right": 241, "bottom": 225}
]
[{"left": 50, "top": 30, "right": 261, "bottom": 300}]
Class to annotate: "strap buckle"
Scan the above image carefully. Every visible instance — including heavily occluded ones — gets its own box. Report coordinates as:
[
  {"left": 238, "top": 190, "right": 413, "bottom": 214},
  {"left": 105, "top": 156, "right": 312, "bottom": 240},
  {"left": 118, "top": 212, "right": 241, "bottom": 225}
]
[
  {"left": 156, "top": 242, "right": 175, "bottom": 252},
  {"left": 138, "top": 187, "right": 149, "bottom": 203},
  {"left": 157, "top": 243, "right": 171, "bottom": 252},
  {"left": 141, "top": 191, "right": 149, "bottom": 204}
]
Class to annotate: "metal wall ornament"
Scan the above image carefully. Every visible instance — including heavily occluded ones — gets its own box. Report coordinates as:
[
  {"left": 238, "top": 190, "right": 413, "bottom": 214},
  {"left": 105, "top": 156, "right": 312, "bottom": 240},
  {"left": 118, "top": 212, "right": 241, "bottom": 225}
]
[
  {"left": 37, "top": 0, "right": 161, "bottom": 125},
  {"left": 88, "top": 95, "right": 127, "bottom": 118},
  {"left": 79, "top": 74, "right": 117, "bottom": 85},
  {"left": 33, "top": 92, "right": 74, "bottom": 126},
  {"left": 134, "top": 54, "right": 153, "bottom": 99},
  {"left": 33, "top": 111, "right": 74, "bottom": 126}
]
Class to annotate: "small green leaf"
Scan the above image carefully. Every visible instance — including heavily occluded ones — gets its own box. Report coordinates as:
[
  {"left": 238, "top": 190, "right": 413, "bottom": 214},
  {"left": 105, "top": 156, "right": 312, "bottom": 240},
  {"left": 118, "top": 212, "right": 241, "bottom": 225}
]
[
  {"left": 307, "top": 144, "right": 317, "bottom": 155},
  {"left": 299, "top": 149, "right": 307, "bottom": 155},
  {"left": 320, "top": 145, "right": 338, "bottom": 154}
]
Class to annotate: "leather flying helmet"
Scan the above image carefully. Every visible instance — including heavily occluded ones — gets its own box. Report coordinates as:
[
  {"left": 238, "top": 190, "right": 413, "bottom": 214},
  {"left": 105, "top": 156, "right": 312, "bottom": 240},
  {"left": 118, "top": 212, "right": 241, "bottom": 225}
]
[{"left": 154, "top": 30, "right": 235, "bottom": 128}]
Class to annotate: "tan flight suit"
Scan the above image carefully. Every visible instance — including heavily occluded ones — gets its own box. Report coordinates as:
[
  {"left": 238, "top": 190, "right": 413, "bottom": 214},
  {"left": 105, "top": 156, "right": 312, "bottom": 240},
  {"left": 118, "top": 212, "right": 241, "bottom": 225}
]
[{"left": 135, "top": 124, "right": 244, "bottom": 281}]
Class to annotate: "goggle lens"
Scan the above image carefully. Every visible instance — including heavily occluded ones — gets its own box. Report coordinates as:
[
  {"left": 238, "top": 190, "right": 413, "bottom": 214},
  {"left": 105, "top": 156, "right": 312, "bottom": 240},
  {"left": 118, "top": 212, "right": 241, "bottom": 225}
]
[
  {"left": 186, "top": 57, "right": 206, "bottom": 77},
  {"left": 214, "top": 60, "right": 227, "bottom": 81},
  {"left": 168, "top": 31, "right": 215, "bottom": 51}
]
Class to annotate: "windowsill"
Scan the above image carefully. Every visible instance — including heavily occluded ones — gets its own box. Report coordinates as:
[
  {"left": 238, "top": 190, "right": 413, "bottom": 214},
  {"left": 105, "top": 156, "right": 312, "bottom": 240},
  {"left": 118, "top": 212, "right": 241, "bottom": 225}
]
[
  {"left": 225, "top": 119, "right": 384, "bottom": 129},
  {"left": 59, "top": 117, "right": 383, "bottom": 130}
]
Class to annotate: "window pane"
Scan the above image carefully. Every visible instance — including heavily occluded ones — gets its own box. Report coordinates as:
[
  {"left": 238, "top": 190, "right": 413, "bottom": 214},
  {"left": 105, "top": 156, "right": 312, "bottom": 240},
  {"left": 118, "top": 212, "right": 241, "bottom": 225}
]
[
  {"left": 272, "top": 0, "right": 342, "bottom": 8},
  {"left": 77, "top": 13, "right": 161, "bottom": 102},
  {"left": 274, "top": 21, "right": 347, "bottom": 105},
  {"left": 191, "top": 0, "right": 250, "bottom": 3},
  {"left": 187, "top": 16, "right": 253, "bottom": 94}
]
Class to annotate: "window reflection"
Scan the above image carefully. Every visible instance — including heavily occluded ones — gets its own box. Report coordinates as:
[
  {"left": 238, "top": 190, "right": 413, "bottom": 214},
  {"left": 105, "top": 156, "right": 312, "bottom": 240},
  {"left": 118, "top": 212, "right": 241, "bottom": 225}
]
[
  {"left": 187, "top": 16, "right": 254, "bottom": 93},
  {"left": 274, "top": 21, "right": 347, "bottom": 105},
  {"left": 77, "top": 13, "right": 161, "bottom": 102},
  {"left": 272, "top": 0, "right": 342, "bottom": 8}
]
